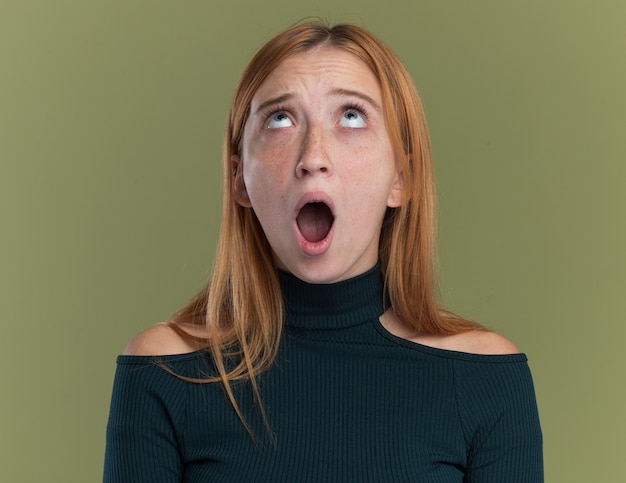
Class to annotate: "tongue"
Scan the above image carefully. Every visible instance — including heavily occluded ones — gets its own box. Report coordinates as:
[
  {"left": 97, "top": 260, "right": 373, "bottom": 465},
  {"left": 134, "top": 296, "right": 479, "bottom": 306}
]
[{"left": 296, "top": 202, "right": 333, "bottom": 243}]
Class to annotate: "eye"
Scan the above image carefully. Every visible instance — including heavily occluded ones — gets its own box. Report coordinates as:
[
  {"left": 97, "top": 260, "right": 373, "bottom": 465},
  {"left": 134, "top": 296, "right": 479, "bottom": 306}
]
[
  {"left": 267, "top": 111, "right": 293, "bottom": 129},
  {"left": 339, "top": 109, "right": 366, "bottom": 128}
]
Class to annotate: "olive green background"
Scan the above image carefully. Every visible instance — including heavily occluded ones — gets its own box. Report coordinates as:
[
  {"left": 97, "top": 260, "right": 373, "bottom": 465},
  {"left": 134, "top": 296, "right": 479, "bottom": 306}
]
[{"left": 1, "top": 1, "right": 624, "bottom": 481}]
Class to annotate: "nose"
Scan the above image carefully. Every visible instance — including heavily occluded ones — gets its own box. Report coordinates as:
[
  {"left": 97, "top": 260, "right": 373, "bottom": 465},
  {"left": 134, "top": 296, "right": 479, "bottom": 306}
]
[{"left": 295, "top": 125, "right": 332, "bottom": 178}]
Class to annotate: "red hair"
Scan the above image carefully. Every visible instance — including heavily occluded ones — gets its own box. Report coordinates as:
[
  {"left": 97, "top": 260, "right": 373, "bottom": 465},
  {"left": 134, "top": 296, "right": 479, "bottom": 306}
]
[{"left": 172, "top": 21, "right": 481, "bottom": 432}]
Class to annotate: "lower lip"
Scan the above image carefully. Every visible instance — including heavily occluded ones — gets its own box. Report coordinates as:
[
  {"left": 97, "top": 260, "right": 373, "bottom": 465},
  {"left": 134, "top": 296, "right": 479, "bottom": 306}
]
[{"left": 294, "top": 222, "right": 335, "bottom": 257}]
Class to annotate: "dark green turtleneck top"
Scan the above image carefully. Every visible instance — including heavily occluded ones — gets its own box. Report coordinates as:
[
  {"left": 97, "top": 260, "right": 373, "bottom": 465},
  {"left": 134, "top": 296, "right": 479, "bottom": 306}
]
[{"left": 104, "top": 266, "right": 543, "bottom": 482}]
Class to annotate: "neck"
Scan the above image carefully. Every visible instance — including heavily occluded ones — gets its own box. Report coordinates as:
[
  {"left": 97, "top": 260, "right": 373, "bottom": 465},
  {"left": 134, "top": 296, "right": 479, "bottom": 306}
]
[{"left": 278, "top": 264, "right": 387, "bottom": 330}]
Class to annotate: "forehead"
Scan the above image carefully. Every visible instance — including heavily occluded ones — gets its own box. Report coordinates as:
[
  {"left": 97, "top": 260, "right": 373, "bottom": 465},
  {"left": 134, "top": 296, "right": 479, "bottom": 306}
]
[{"left": 251, "top": 46, "right": 381, "bottom": 104}]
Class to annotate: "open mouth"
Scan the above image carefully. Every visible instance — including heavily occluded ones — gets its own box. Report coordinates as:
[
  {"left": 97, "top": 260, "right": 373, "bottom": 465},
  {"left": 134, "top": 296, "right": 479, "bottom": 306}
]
[{"left": 296, "top": 202, "right": 335, "bottom": 243}]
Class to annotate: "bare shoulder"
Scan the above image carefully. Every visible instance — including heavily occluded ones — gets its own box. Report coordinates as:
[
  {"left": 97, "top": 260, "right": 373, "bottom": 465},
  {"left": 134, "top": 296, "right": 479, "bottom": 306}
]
[
  {"left": 434, "top": 330, "right": 521, "bottom": 355},
  {"left": 379, "top": 309, "right": 520, "bottom": 355},
  {"left": 123, "top": 322, "right": 202, "bottom": 356}
]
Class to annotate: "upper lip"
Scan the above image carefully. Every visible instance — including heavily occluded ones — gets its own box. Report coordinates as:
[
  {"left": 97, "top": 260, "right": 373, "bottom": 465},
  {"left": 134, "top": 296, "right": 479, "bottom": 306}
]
[{"left": 294, "top": 191, "right": 335, "bottom": 218}]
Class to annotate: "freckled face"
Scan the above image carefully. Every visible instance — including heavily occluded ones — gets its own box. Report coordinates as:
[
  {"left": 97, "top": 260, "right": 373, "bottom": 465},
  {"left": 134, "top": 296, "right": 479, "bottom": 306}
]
[{"left": 234, "top": 47, "right": 402, "bottom": 284}]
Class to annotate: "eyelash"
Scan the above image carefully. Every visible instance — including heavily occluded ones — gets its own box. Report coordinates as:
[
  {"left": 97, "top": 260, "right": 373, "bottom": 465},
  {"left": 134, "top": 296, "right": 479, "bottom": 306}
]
[
  {"left": 262, "top": 102, "right": 370, "bottom": 125},
  {"left": 262, "top": 105, "right": 291, "bottom": 125},
  {"left": 342, "top": 102, "right": 369, "bottom": 121}
]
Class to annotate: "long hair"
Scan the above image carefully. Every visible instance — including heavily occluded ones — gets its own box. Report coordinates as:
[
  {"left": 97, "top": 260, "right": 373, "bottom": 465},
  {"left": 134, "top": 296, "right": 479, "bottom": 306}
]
[{"left": 171, "top": 21, "right": 481, "bottom": 431}]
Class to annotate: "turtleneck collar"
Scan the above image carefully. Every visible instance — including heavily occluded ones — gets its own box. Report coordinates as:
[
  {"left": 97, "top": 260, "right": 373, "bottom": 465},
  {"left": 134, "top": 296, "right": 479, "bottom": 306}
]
[{"left": 278, "top": 264, "right": 387, "bottom": 330}]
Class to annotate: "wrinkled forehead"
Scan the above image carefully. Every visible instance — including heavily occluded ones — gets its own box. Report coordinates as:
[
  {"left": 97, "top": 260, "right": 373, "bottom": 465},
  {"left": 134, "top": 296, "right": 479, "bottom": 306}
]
[{"left": 249, "top": 46, "right": 382, "bottom": 109}]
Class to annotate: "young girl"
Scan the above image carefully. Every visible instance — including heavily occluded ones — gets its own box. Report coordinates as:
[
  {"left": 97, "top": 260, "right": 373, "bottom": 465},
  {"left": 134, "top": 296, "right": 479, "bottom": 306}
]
[{"left": 104, "top": 21, "right": 543, "bottom": 482}]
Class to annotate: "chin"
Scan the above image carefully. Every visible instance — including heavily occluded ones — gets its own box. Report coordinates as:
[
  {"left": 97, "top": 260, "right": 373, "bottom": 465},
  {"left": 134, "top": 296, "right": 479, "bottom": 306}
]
[{"left": 280, "top": 258, "right": 374, "bottom": 285}]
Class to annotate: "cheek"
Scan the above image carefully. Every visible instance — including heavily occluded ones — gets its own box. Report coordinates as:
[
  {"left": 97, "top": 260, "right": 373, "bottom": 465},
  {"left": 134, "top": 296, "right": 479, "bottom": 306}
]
[
  {"left": 242, "top": 158, "right": 289, "bottom": 213},
  {"left": 343, "top": 143, "right": 396, "bottom": 186},
  {"left": 245, "top": 134, "right": 296, "bottom": 179}
]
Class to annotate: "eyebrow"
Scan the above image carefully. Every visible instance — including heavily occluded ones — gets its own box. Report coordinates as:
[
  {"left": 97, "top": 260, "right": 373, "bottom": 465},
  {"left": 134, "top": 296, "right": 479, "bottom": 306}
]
[
  {"left": 254, "top": 88, "right": 382, "bottom": 115},
  {"left": 330, "top": 88, "right": 382, "bottom": 111},
  {"left": 254, "top": 93, "right": 293, "bottom": 114}
]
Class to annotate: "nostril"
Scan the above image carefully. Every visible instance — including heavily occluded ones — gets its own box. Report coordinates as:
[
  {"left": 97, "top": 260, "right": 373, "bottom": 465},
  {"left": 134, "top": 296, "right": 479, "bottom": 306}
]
[
  {"left": 296, "top": 158, "right": 331, "bottom": 175},
  {"left": 295, "top": 160, "right": 330, "bottom": 177}
]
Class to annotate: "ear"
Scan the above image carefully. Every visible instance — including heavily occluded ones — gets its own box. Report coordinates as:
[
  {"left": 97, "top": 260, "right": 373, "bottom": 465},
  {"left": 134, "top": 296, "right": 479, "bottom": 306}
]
[
  {"left": 386, "top": 168, "right": 403, "bottom": 208},
  {"left": 232, "top": 154, "right": 252, "bottom": 208}
]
